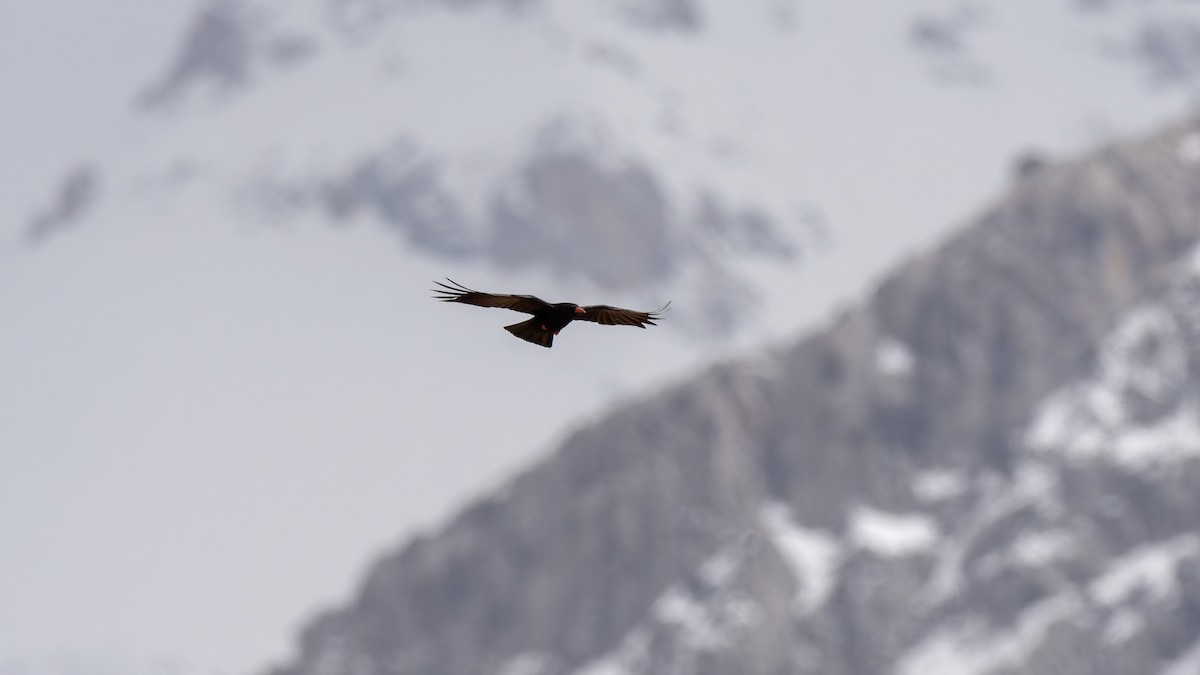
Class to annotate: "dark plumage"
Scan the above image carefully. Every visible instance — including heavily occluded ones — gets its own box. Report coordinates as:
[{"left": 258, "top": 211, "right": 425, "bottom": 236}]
[{"left": 432, "top": 279, "right": 669, "bottom": 348}]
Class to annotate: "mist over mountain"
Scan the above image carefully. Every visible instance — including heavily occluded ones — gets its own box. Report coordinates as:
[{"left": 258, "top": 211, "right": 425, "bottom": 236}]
[{"left": 266, "top": 117, "right": 1200, "bottom": 675}]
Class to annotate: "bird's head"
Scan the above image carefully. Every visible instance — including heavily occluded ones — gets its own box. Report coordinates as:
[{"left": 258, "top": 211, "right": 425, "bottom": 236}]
[{"left": 574, "top": 306, "right": 586, "bottom": 315}]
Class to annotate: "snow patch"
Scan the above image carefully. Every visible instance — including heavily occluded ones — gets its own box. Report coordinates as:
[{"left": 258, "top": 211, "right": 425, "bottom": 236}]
[
  {"left": 1177, "top": 132, "right": 1200, "bottom": 165},
  {"left": 849, "top": 506, "right": 939, "bottom": 558},
  {"left": 1027, "top": 305, "right": 1200, "bottom": 468},
  {"left": 570, "top": 627, "right": 651, "bottom": 675},
  {"left": 652, "top": 587, "right": 728, "bottom": 651},
  {"left": 500, "top": 652, "right": 553, "bottom": 675},
  {"left": 927, "top": 462, "right": 1061, "bottom": 602},
  {"left": 913, "top": 468, "right": 968, "bottom": 503},
  {"left": 1102, "top": 608, "right": 1144, "bottom": 645},
  {"left": 1090, "top": 534, "right": 1200, "bottom": 607},
  {"left": 977, "top": 529, "right": 1078, "bottom": 578},
  {"left": 875, "top": 336, "right": 916, "bottom": 377},
  {"left": 1102, "top": 401, "right": 1200, "bottom": 466},
  {"left": 759, "top": 503, "right": 842, "bottom": 614},
  {"left": 698, "top": 546, "right": 742, "bottom": 589},
  {"left": 573, "top": 573, "right": 762, "bottom": 674},
  {"left": 897, "top": 593, "right": 1082, "bottom": 675},
  {"left": 573, "top": 653, "right": 637, "bottom": 675},
  {"left": 1011, "top": 529, "right": 1077, "bottom": 568}
]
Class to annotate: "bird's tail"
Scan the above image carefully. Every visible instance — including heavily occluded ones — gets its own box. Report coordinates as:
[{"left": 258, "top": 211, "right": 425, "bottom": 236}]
[{"left": 505, "top": 318, "right": 554, "bottom": 348}]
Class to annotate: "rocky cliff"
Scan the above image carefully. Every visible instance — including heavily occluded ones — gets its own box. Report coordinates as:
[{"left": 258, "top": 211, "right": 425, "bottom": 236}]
[{"left": 265, "top": 117, "right": 1200, "bottom": 675}]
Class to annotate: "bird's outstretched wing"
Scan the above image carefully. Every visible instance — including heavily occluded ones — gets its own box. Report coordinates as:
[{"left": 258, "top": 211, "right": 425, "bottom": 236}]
[
  {"left": 576, "top": 301, "right": 671, "bottom": 328},
  {"left": 432, "top": 279, "right": 551, "bottom": 315}
]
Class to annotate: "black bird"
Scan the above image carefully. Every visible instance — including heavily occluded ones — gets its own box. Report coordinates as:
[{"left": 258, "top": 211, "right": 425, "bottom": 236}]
[{"left": 432, "top": 278, "right": 669, "bottom": 348}]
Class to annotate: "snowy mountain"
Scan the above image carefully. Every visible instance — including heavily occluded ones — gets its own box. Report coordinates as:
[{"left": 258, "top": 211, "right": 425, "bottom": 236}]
[
  {"left": 7, "top": 0, "right": 1200, "bottom": 674},
  {"left": 264, "top": 116, "right": 1200, "bottom": 675},
  {"left": 14, "top": 0, "right": 1200, "bottom": 335}
]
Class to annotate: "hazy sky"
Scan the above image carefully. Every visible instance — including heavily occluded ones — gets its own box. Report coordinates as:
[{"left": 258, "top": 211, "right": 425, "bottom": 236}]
[{"left": 3, "top": 1, "right": 1199, "bottom": 674}]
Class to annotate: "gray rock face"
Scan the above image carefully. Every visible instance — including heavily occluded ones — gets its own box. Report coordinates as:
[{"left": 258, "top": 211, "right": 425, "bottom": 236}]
[
  {"left": 265, "top": 119, "right": 1200, "bottom": 675},
  {"left": 908, "top": 6, "right": 990, "bottom": 84},
  {"left": 1131, "top": 17, "right": 1200, "bottom": 86},
  {"left": 24, "top": 164, "right": 101, "bottom": 245},
  {"left": 612, "top": 0, "right": 704, "bottom": 33},
  {"left": 489, "top": 149, "right": 677, "bottom": 289},
  {"left": 320, "top": 140, "right": 475, "bottom": 257},
  {"left": 139, "top": 0, "right": 260, "bottom": 108},
  {"left": 138, "top": 0, "right": 320, "bottom": 109}
]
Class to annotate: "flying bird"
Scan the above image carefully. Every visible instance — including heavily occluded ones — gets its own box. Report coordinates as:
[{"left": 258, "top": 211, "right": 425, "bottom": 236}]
[{"left": 432, "top": 278, "right": 670, "bottom": 348}]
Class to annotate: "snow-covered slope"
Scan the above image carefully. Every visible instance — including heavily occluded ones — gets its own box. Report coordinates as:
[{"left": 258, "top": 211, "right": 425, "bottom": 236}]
[{"left": 6, "top": 1, "right": 1200, "bottom": 674}]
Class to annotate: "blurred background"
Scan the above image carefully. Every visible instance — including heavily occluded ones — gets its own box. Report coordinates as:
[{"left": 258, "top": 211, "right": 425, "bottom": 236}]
[{"left": 4, "top": 1, "right": 1200, "bottom": 674}]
